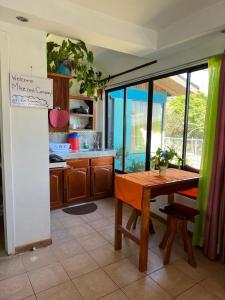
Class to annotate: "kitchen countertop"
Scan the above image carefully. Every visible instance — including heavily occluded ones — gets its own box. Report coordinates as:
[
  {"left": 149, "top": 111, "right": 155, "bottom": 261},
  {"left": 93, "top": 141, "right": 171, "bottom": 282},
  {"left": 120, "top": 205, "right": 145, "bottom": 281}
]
[{"left": 50, "top": 149, "right": 116, "bottom": 160}]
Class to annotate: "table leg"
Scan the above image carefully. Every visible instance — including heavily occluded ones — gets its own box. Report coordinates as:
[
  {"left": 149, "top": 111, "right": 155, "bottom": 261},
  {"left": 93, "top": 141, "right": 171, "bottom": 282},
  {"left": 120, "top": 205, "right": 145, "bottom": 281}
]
[
  {"left": 167, "top": 193, "right": 175, "bottom": 224},
  {"left": 115, "top": 199, "right": 123, "bottom": 250},
  {"left": 168, "top": 193, "right": 175, "bottom": 204},
  {"left": 139, "top": 188, "right": 150, "bottom": 272}
]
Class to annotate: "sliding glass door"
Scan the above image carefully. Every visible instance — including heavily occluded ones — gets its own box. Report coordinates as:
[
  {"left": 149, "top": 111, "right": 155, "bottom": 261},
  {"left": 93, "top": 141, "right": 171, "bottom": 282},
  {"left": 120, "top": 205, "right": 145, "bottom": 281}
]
[
  {"left": 151, "top": 73, "right": 187, "bottom": 160},
  {"left": 107, "top": 89, "right": 124, "bottom": 171},
  {"left": 106, "top": 64, "right": 208, "bottom": 173},
  {"left": 125, "top": 83, "right": 149, "bottom": 172},
  {"left": 106, "top": 83, "right": 149, "bottom": 173},
  {"left": 185, "top": 68, "right": 208, "bottom": 169}
]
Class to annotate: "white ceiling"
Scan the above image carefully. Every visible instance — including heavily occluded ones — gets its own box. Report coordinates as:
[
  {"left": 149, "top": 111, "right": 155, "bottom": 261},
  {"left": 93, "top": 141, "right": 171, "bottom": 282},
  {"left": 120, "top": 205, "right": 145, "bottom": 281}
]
[
  {"left": 68, "top": 0, "right": 222, "bottom": 30},
  {"left": 0, "top": 0, "right": 224, "bottom": 64}
]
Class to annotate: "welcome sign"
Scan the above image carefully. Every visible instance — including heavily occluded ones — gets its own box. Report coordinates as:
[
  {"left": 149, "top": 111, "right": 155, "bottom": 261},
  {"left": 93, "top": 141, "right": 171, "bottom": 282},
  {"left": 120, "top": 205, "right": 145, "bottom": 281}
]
[{"left": 10, "top": 73, "right": 53, "bottom": 109}]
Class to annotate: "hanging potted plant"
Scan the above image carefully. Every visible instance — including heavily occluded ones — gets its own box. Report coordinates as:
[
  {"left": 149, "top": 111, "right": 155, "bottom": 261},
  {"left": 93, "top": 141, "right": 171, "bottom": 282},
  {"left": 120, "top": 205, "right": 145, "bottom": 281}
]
[
  {"left": 78, "top": 69, "right": 110, "bottom": 100},
  {"left": 151, "top": 147, "right": 182, "bottom": 176},
  {"left": 47, "top": 39, "right": 110, "bottom": 100},
  {"left": 47, "top": 39, "right": 93, "bottom": 75}
]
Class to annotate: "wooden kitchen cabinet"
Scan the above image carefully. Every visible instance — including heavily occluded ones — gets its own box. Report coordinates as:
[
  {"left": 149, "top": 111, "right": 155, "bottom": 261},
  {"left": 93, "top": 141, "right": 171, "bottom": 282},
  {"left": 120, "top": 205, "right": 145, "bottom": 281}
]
[
  {"left": 48, "top": 73, "right": 71, "bottom": 132},
  {"left": 50, "top": 156, "right": 114, "bottom": 209},
  {"left": 50, "top": 168, "right": 64, "bottom": 209},
  {"left": 91, "top": 165, "right": 113, "bottom": 199},
  {"left": 64, "top": 166, "right": 90, "bottom": 203}
]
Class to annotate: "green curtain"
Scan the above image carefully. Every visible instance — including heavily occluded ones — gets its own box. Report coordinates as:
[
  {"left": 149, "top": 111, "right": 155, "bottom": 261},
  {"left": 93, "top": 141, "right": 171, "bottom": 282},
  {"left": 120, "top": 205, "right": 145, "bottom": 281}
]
[{"left": 193, "top": 56, "right": 221, "bottom": 246}]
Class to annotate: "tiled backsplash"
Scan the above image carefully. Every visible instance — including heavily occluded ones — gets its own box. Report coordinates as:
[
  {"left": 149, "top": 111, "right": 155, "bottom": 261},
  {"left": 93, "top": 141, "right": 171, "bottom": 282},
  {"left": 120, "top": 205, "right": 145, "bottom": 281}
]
[{"left": 49, "top": 131, "right": 102, "bottom": 150}]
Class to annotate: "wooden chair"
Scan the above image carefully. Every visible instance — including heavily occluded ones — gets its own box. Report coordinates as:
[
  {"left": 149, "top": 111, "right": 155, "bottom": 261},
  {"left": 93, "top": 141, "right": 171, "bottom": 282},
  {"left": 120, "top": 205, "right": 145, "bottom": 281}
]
[
  {"left": 159, "top": 203, "right": 199, "bottom": 267},
  {"left": 126, "top": 199, "right": 156, "bottom": 233}
]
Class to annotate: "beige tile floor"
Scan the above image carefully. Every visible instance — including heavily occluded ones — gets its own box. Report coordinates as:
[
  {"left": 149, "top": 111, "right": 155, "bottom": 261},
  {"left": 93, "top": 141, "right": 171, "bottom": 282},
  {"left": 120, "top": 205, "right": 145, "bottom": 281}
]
[{"left": 0, "top": 197, "right": 224, "bottom": 300}]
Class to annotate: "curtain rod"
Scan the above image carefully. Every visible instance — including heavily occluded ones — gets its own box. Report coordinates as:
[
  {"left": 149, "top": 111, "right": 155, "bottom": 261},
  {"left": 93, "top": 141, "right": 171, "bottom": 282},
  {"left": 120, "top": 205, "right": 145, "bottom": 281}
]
[
  {"left": 104, "top": 59, "right": 157, "bottom": 81},
  {"left": 106, "top": 57, "right": 210, "bottom": 89},
  {"left": 106, "top": 51, "right": 225, "bottom": 89}
]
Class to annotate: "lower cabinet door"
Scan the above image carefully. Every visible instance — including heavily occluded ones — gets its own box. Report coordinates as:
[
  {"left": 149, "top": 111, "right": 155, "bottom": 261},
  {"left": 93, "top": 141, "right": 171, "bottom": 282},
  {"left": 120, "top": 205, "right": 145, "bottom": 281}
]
[
  {"left": 91, "top": 165, "right": 113, "bottom": 199},
  {"left": 50, "top": 169, "right": 63, "bottom": 209},
  {"left": 64, "top": 167, "right": 90, "bottom": 203}
]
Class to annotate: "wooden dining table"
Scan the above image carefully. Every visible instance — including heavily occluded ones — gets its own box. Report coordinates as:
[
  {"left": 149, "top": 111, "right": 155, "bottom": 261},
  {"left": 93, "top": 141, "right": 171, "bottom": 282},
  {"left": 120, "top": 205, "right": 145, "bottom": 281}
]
[{"left": 114, "top": 168, "right": 199, "bottom": 272}]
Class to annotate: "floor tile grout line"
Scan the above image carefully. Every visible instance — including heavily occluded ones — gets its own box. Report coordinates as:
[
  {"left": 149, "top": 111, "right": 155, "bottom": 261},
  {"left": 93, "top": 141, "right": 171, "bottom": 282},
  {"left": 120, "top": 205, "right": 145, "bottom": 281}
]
[
  {"left": 1, "top": 199, "right": 224, "bottom": 299},
  {"left": 26, "top": 262, "right": 71, "bottom": 296},
  {"left": 21, "top": 248, "right": 60, "bottom": 274},
  {"left": 101, "top": 259, "right": 149, "bottom": 290},
  {"left": 26, "top": 270, "right": 38, "bottom": 299},
  {"left": 70, "top": 279, "right": 86, "bottom": 300},
  {"left": 100, "top": 265, "right": 130, "bottom": 290},
  {"left": 51, "top": 238, "right": 88, "bottom": 261},
  {"left": 87, "top": 248, "right": 128, "bottom": 269},
  {"left": 119, "top": 272, "right": 173, "bottom": 299},
  {"left": 171, "top": 281, "right": 202, "bottom": 298},
  {"left": 149, "top": 271, "right": 198, "bottom": 299},
  {"left": 33, "top": 278, "right": 85, "bottom": 300},
  {"left": 198, "top": 279, "right": 225, "bottom": 299},
  {"left": 167, "top": 260, "right": 206, "bottom": 284},
  {"left": 84, "top": 218, "right": 114, "bottom": 236},
  {"left": 96, "top": 287, "right": 130, "bottom": 299},
  {"left": 146, "top": 273, "right": 177, "bottom": 299},
  {"left": 59, "top": 252, "right": 100, "bottom": 281},
  {"left": 52, "top": 204, "right": 169, "bottom": 293}
]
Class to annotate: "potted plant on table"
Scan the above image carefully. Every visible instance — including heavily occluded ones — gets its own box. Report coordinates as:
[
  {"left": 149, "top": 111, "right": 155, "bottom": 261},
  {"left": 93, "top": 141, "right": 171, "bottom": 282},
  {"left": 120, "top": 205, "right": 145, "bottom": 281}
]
[{"left": 151, "top": 147, "right": 182, "bottom": 176}]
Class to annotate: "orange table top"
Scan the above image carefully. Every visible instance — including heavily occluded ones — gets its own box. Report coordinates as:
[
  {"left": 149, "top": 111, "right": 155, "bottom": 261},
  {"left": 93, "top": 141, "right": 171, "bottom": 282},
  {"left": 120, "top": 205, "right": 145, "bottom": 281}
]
[{"left": 115, "top": 168, "right": 199, "bottom": 210}]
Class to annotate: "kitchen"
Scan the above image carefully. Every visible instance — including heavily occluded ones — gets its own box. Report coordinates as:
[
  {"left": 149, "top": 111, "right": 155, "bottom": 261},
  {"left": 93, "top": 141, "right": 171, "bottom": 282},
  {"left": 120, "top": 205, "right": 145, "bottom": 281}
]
[
  {"left": 0, "top": 4, "right": 225, "bottom": 298},
  {"left": 48, "top": 69, "right": 116, "bottom": 210},
  {"left": 10, "top": 44, "right": 111, "bottom": 218}
]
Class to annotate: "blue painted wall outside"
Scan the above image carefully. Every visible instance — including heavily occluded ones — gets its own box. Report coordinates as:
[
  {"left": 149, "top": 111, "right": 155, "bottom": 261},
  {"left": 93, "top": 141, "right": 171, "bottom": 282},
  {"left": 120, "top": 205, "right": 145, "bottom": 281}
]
[{"left": 110, "top": 88, "right": 167, "bottom": 171}]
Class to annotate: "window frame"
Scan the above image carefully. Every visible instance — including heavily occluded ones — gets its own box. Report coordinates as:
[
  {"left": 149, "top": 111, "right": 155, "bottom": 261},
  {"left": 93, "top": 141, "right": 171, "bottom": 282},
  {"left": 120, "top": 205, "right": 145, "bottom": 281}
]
[{"left": 105, "top": 63, "right": 208, "bottom": 173}]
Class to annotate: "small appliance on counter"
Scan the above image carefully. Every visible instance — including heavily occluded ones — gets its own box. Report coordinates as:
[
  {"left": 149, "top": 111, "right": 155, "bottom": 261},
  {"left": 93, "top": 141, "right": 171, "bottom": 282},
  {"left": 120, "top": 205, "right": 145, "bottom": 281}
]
[
  {"left": 49, "top": 154, "right": 67, "bottom": 169},
  {"left": 69, "top": 133, "right": 79, "bottom": 150}
]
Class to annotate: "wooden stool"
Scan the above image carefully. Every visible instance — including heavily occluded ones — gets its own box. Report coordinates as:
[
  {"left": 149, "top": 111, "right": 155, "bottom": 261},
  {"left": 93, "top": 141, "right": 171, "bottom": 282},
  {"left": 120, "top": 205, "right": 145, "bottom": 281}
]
[
  {"left": 159, "top": 203, "right": 199, "bottom": 267},
  {"left": 126, "top": 199, "right": 156, "bottom": 234}
]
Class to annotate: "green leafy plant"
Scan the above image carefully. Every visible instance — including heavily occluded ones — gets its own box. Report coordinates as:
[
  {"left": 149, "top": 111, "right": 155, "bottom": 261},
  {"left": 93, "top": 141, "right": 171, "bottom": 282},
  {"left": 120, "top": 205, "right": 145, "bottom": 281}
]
[
  {"left": 151, "top": 147, "right": 182, "bottom": 168},
  {"left": 79, "top": 69, "right": 110, "bottom": 99},
  {"left": 47, "top": 39, "right": 110, "bottom": 99},
  {"left": 47, "top": 39, "right": 92, "bottom": 73}
]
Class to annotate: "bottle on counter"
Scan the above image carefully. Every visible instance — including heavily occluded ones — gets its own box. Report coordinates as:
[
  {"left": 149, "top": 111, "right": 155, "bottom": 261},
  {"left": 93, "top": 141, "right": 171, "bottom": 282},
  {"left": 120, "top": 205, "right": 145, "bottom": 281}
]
[{"left": 69, "top": 133, "right": 79, "bottom": 151}]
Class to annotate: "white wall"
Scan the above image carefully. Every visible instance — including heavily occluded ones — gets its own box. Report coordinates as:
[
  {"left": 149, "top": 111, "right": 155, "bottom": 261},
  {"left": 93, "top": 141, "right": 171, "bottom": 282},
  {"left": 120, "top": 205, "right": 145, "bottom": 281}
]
[{"left": 0, "top": 21, "right": 50, "bottom": 252}]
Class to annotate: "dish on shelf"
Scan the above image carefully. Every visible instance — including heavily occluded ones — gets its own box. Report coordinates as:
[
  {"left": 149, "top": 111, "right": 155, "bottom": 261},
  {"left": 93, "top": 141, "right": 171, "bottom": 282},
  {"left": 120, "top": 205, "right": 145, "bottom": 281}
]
[{"left": 71, "top": 106, "right": 89, "bottom": 114}]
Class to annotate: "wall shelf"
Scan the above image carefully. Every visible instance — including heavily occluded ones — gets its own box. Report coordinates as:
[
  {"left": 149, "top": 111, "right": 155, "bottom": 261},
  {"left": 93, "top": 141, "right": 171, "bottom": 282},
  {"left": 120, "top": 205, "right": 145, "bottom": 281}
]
[
  {"left": 69, "top": 129, "right": 96, "bottom": 132},
  {"left": 48, "top": 72, "right": 72, "bottom": 79},
  {"left": 70, "top": 113, "right": 94, "bottom": 118},
  {"left": 69, "top": 93, "right": 96, "bottom": 131},
  {"left": 69, "top": 93, "right": 95, "bottom": 101}
]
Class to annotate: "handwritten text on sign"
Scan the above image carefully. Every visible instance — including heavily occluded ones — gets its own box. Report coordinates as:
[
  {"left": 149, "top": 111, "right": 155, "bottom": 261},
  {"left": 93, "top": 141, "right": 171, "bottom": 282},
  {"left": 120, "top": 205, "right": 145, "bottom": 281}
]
[{"left": 10, "top": 73, "right": 53, "bottom": 108}]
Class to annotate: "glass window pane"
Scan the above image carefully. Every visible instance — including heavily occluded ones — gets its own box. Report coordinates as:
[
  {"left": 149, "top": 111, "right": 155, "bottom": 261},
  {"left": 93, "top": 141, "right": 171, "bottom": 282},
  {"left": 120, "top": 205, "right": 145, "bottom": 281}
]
[
  {"left": 107, "top": 89, "right": 124, "bottom": 171},
  {"left": 125, "top": 83, "right": 148, "bottom": 172},
  {"left": 152, "top": 74, "right": 187, "bottom": 162},
  {"left": 186, "top": 69, "right": 208, "bottom": 169}
]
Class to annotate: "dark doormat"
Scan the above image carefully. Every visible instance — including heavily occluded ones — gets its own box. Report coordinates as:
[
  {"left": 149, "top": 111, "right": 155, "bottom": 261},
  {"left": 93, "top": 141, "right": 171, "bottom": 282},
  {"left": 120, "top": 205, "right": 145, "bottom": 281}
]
[{"left": 63, "top": 203, "right": 97, "bottom": 215}]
